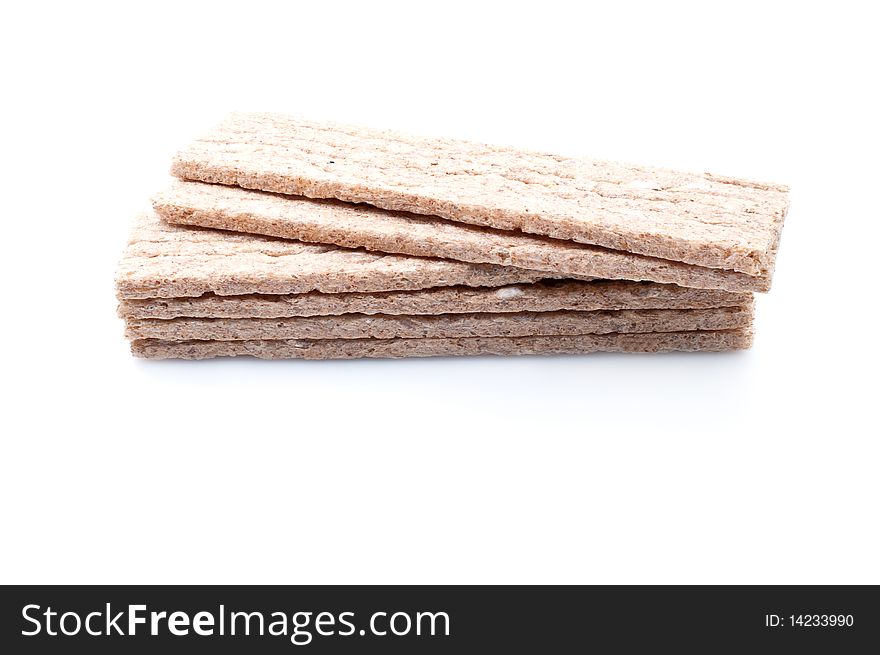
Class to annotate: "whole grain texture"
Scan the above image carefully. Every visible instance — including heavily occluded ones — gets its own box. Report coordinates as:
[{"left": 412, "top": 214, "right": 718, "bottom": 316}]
[
  {"left": 118, "top": 280, "right": 750, "bottom": 320},
  {"left": 155, "top": 181, "right": 772, "bottom": 292},
  {"left": 125, "top": 305, "right": 754, "bottom": 341},
  {"left": 116, "top": 212, "right": 563, "bottom": 299},
  {"left": 171, "top": 113, "right": 789, "bottom": 276},
  {"left": 132, "top": 328, "right": 754, "bottom": 360}
]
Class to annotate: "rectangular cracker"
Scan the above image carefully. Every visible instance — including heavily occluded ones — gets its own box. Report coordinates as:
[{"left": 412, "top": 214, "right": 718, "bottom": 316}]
[
  {"left": 155, "top": 181, "right": 770, "bottom": 293},
  {"left": 125, "top": 305, "right": 753, "bottom": 341},
  {"left": 118, "top": 280, "right": 751, "bottom": 320},
  {"left": 116, "top": 212, "right": 564, "bottom": 299},
  {"left": 171, "top": 112, "right": 789, "bottom": 276},
  {"left": 131, "top": 328, "right": 753, "bottom": 360}
]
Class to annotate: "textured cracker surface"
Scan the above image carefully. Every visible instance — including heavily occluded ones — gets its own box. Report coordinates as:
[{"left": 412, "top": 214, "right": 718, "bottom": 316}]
[
  {"left": 171, "top": 113, "right": 789, "bottom": 275},
  {"left": 155, "top": 181, "right": 770, "bottom": 293},
  {"left": 115, "top": 212, "right": 560, "bottom": 299},
  {"left": 118, "top": 280, "right": 750, "bottom": 320},
  {"left": 125, "top": 305, "right": 753, "bottom": 341},
  {"left": 132, "top": 329, "right": 753, "bottom": 360}
]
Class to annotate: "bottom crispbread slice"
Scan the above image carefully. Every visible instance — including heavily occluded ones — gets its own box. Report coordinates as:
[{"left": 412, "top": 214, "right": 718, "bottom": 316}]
[
  {"left": 118, "top": 279, "right": 751, "bottom": 320},
  {"left": 125, "top": 306, "right": 753, "bottom": 341},
  {"left": 132, "top": 328, "right": 752, "bottom": 360}
]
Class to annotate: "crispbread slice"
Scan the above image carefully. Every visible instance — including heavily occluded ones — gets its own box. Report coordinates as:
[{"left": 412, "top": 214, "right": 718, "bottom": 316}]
[
  {"left": 125, "top": 305, "right": 753, "bottom": 341},
  {"left": 118, "top": 280, "right": 750, "bottom": 320},
  {"left": 171, "top": 112, "right": 789, "bottom": 276},
  {"left": 131, "top": 329, "right": 753, "bottom": 360},
  {"left": 115, "top": 212, "right": 565, "bottom": 299},
  {"left": 155, "top": 181, "right": 770, "bottom": 293}
]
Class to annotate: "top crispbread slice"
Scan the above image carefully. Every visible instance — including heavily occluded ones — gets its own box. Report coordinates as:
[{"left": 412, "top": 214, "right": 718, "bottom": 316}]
[
  {"left": 115, "top": 212, "right": 562, "bottom": 299},
  {"left": 154, "top": 180, "right": 771, "bottom": 293},
  {"left": 171, "top": 112, "right": 790, "bottom": 276}
]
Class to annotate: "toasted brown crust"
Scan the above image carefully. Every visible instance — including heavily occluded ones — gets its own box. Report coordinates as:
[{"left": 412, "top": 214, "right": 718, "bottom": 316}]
[
  {"left": 170, "top": 113, "right": 788, "bottom": 276},
  {"left": 132, "top": 328, "right": 754, "bottom": 360}
]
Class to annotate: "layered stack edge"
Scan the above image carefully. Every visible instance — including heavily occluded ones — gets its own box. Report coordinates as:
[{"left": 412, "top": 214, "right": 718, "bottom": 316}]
[
  {"left": 116, "top": 113, "right": 788, "bottom": 360},
  {"left": 116, "top": 215, "right": 753, "bottom": 359}
]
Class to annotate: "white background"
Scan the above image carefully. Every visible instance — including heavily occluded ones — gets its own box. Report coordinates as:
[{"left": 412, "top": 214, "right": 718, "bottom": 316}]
[{"left": 2, "top": 1, "right": 877, "bottom": 584}]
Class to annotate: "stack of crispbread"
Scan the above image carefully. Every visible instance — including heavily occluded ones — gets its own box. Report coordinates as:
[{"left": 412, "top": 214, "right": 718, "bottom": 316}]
[{"left": 116, "top": 113, "right": 788, "bottom": 360}]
